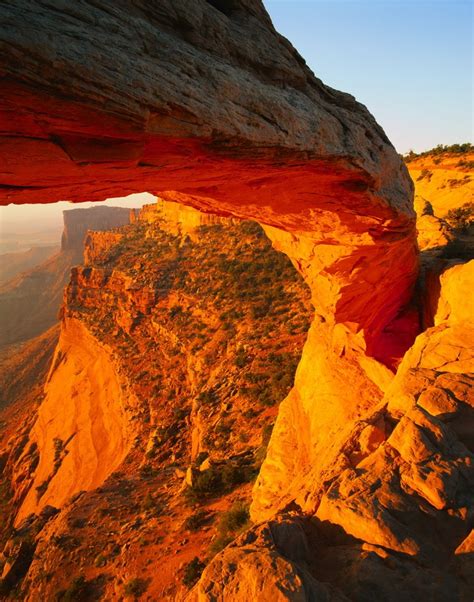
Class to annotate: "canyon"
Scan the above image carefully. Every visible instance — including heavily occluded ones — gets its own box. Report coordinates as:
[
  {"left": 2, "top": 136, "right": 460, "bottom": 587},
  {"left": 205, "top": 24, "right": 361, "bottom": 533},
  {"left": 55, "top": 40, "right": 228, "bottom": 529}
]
[
  {"left": 1, "top": 200, "right": 313, "bottom": 599},
  {"left": 0, "top": 0, "right": 472, "bottom": 600},
  {"left": 0, "top": 206, "right": 130, "bottom": 348}
]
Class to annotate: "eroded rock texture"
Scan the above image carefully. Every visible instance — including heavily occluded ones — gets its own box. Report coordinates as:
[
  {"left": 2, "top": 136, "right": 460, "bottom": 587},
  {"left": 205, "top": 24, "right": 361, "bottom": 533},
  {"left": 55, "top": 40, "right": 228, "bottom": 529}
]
[
  {"left": 0, "top": 0, "right": 417, "bottom": 342},
  {"left": 0, "top": 1, "right": 471, "bottom": 599}
]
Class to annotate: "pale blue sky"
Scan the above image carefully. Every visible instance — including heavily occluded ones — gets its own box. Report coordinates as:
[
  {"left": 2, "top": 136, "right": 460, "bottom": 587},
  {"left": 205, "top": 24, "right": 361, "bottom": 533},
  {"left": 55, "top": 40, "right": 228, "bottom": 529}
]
[{"left": 264, "top": 0, "right": 473, "bottom": 153}]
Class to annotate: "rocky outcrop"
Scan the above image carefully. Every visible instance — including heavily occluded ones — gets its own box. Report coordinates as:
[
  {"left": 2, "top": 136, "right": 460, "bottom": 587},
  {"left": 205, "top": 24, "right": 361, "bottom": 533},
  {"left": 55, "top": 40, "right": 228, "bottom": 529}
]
[
  {"left": 412, "top": 196, "right": 451, "bottom": 252},
  {"left": 135, "top": 198, "right": 239, "bottom": 240},
  {"left": 408, "top": 153, "right": 474, "bottom": 217},
  {"left": 185, "top": 518, "right": 348, "bottom": 602},
  {"left": 61, "top": 206, "right": 130, "bottom": 252},
  {"left": 0, "top": 206, "right": 131, "bottom": 348},
  {"left": 83, "top": 231, "right": 124, "bottom": 265},
  {"left": 0, "top": 1, "right": 471, "bottom": 599}
]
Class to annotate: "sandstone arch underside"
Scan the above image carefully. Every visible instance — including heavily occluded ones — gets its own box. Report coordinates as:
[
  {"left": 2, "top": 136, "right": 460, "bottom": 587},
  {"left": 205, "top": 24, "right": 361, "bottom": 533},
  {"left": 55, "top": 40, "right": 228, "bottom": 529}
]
[{"left": 2, "top": 2, "right": 473, "bottom": 599}]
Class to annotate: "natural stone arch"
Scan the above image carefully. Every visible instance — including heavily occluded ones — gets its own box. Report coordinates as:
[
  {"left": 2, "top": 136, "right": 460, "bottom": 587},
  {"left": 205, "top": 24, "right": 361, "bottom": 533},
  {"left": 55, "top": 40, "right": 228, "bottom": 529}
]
[
  {"left": 0, "top": 0, "right": 417, "bottom": 345},
  {"left": 0, "top": 0, "right": 425, "bottom": 536}
]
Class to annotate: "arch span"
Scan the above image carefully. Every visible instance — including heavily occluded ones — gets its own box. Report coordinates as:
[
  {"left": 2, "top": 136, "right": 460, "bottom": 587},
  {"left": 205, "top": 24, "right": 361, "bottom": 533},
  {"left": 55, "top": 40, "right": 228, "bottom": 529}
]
[{"left": 0, "top": 0, "right": 421, "bottom": 527}]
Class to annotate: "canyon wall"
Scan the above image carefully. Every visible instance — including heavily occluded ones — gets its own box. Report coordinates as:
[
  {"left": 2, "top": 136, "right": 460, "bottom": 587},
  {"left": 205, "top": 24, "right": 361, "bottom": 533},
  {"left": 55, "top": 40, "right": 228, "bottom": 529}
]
[
  {"left": 0, "top": 206, "right": 132, "bottom": 347},
  {"left": 61, "top": 205, "right": 130, "bottom": 251},
  {"left": 14, "top": 317, "right": 137, "bottom": 524}
]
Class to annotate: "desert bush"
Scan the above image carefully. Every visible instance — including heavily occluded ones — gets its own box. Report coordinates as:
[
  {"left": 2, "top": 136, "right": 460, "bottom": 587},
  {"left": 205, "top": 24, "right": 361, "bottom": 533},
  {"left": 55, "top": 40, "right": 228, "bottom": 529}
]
[
  {"left": 123, "top": 577, "right": 148, "bottom": 599},
  {"left": 417, "top": 168, "right": 432, "bottom": 182},
  {"left": 184, "top": 460, "right": 255, "bottom": 504},
  {"left": 404, "top": 143, "right": 473, "bottom": 162},
  {"left": 184, "top": 467, "right": 222, "bottom": 503},
  {"left": 182, "top": 557, "right": 206, "bottom": 588},
  {"left": 209, "top": 502, "right": 250, "bottom": 555},
  {"left": 197, "top": 388, "right": 218, "bottom": 405},
  {"left": 55, "top": 575, "right": 94, "bottom": 601},
  {"left": 183, "top": 509, "right": 213, "bottom": 532},
  {"left": 445, "top": 202, "right": 474, "bottom": 232},
  {"left": 123, "top": 577, "right": 148, "bottom": 600},
  {"left": 457, "top": 159, "right": 474, "bottom": 169}
]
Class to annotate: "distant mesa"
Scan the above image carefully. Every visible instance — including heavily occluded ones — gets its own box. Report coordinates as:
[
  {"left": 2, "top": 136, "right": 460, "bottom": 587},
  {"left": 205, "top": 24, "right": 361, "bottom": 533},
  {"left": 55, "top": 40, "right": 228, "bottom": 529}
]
[
  {"left": 0, "top": 206, "right": 132, "bottom": 348},
  {"left": 61, "top": 205, "right": 131, "bottom": 252}
]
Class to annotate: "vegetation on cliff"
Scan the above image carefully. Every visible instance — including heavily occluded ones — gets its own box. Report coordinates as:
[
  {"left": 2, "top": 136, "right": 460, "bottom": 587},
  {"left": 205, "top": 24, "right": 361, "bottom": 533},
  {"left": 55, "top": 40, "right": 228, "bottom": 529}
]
[{"left": 0, "top": 203, "right": 313, "bottom": 599}]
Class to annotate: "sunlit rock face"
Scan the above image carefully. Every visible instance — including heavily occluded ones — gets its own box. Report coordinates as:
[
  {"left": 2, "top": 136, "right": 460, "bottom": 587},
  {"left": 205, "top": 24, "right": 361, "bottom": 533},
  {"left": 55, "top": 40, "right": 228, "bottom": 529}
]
[
  {"left": 0, "top": 0, "right": 417, "bottom": 349},
  {"left": 14, "top": 317, "right": 136, "bottom": 525},
  {"left": 2, "top": 1, "right": 471, "bottom": 600}
]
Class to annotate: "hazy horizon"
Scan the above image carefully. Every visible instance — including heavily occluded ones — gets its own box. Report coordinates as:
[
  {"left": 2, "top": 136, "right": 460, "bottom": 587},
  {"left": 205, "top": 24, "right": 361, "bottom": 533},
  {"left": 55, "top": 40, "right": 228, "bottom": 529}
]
[{"left": 0, "top": 193, "right": 155, "bottom": 254}]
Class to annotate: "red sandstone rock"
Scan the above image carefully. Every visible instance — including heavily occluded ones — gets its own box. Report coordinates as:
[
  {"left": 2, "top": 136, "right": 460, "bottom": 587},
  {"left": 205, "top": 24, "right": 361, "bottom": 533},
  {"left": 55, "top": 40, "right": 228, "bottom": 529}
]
[{"left": 0, "top": 2, "right": 471, "bottom": 600}]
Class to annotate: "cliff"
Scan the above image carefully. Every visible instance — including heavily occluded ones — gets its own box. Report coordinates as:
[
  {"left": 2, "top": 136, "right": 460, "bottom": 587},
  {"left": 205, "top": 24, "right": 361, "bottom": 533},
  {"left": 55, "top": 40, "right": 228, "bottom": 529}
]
[
  {"left": 1, "top": 203, "right": 313, "bottom": 599},
  {"left": 61, "top": 205, "right": 130, "bottom": 251},
  {"left": 0, "top": 206, "right": 131, "bottom": 348}
]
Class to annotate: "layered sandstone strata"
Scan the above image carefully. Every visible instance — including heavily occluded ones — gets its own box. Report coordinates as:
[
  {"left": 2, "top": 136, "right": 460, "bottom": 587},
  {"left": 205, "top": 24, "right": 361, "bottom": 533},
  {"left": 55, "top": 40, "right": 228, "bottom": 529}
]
[{"left": 61, "top": 206, "right": 130, "bottom": 251}]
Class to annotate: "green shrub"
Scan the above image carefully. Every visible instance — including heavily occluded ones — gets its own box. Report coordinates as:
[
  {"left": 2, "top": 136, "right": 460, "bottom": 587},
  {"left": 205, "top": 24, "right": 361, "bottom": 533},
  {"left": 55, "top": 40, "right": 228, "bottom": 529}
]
[
  {"left": 417, "top": 168, "right": 432, "bottom": 182},
  {"left": 184, "top": 467, "right": 223, "bottom": 503},
  {"left": 218, "top": 502, "right": 249, "bottom": 533},
  {"left": 209, "top": 502, "right": 250, "bottom": 556},
  {"left": 55, "top": 575, "right": 93, "bottom": 601},
  {"left": 445, "top": 202, "right": 474, "bottom": 232},
  {"left": 197, "top": 388, "right": 219, "bottom": 405},
  {"left": 182, "top": 557, "right": 206, "bottom": 588},
  {"left": 183, "top": 509, "right": 212, "bottom": 532},
  {"left": 404, "top": 143, "right": 473, "bottom": 162},
  {"left": 123, "top": 577, "right": 148, "bottom": 599},
  {"left": 184, "top": 461, "right": 254, "bottom": 504}
]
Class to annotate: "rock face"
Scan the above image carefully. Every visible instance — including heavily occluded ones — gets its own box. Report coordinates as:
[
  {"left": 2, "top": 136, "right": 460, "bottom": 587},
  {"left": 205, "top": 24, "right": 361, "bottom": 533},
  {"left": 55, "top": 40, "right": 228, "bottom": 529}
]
[
  {"left": 14, "top": 317, "right": 137, "bottom": 524},
  {"left": 61, "top": 206, "right": 130, "bottom": 251},
  {"left": 1, "top": 203, "right": 314, "bottom": 599},
  {"left": 0, "top": 206, "right": 131, "bottom": 347},
  {"left": 133, "top": 197, "right": 240, "bottom": 239},
  {"left": 0, "top": 1, "right": 471, "bottom": 600},
  {"left": 408, "top": 153, "right": 474, "bottom": 217}
]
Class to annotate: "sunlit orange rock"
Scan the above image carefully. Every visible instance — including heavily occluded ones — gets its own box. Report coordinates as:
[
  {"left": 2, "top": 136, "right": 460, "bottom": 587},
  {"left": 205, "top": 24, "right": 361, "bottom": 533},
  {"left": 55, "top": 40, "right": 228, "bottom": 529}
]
[
  {"left": 14, "top": 318, "right": 136, "bottom": 524},
  {"left": 0, "top": 1, "right": 472, "bottom": 599}
]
